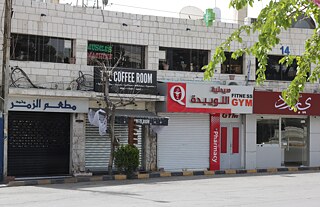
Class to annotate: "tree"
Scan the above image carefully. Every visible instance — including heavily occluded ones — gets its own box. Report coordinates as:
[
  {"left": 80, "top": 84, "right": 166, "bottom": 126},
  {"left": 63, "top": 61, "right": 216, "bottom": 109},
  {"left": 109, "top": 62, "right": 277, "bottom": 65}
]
[
  {"left": 203, "top": 0, "right": 320, "bottom": 109},
  {"left": 90, "top": 54, "right": 138, "bottom": 176}
]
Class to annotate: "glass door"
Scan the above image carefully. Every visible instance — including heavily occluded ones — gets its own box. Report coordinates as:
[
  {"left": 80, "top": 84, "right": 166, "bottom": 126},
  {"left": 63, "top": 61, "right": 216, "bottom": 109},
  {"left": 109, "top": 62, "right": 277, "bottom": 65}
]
[{"left": 281, "top": 118, "right": 308, "bottom": 166}]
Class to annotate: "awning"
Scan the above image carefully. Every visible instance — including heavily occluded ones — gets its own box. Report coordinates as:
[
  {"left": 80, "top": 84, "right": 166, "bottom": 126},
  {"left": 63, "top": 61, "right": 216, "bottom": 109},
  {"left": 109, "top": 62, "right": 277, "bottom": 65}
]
[{"left": 115, "top": 109, "right": 168, "bottom": 126}]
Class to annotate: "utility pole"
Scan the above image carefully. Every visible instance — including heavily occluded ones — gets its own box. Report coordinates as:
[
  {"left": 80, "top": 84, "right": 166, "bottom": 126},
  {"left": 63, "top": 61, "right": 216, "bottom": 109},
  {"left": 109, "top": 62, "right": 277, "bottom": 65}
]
[{"left": 2, "top": 0, "right": 12, "bottom": 181}]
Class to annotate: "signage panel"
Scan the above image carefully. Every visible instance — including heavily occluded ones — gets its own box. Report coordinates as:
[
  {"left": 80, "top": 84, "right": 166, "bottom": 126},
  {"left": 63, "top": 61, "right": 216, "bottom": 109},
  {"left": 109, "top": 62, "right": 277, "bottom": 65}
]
[
  {"left": 210, "top": 114, "right": 220, "bottom": 170},
  {"left": 94, "top": 67, "right": 157, "bottom": 95},
  {"left": 167, "top": 82, "right": 253, "bottom": 114},
  {"left": 8, "top": 97, "right": 88, "bottom": 113},
  {"left": 253, "top": 91, "right": 320, "bottom": 115}
]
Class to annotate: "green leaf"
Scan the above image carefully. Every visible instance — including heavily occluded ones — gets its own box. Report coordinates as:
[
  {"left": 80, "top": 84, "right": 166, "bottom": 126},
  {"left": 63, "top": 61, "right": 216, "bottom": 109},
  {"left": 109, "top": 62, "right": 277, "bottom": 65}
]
[{"left": 203, "top": 0, "right": 320, "bottom": 109}]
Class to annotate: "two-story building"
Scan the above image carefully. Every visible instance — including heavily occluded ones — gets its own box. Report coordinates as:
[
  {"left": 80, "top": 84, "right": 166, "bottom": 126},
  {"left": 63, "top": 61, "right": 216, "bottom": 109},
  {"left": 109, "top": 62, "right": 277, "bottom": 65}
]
[{"left": 1, "top": 0, "right": 320, "bottom": 179}]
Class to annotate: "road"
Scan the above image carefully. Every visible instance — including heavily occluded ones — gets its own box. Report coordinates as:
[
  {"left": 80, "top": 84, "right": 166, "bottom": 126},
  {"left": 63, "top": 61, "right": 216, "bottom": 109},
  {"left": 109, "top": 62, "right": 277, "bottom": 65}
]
[{"left": 0, "top": 172, "right": 320, "bottom": 207}]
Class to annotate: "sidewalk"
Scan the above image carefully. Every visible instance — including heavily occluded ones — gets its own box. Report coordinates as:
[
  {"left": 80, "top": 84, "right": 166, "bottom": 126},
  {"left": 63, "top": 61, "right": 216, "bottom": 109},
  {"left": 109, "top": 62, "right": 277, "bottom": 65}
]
[{"left": 4, "top": 166, "right": 320, "bottom": 187}]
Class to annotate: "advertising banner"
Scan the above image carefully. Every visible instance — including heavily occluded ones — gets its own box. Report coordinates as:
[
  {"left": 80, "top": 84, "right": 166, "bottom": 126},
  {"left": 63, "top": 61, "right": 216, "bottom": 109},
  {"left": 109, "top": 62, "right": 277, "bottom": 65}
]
[{"left": 167, "top": 82, "right": 253, "bottom": 114}]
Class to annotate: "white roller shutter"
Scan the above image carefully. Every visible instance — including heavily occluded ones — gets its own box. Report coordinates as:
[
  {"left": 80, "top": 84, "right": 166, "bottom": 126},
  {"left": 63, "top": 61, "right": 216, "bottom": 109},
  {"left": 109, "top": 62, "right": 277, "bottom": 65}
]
[
  {"left": 157, "top": 113, "right": 210, "bottom": 171},
  {"left": 85, "top": 120, "right": 143, "bottom": 172}
]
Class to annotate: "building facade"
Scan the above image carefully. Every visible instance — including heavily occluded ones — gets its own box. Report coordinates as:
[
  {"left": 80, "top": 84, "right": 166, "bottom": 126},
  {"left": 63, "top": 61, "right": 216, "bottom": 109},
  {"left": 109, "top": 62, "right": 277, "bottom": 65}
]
[{"left": 0, "top": 0, "right": 319, "bottom": 178}]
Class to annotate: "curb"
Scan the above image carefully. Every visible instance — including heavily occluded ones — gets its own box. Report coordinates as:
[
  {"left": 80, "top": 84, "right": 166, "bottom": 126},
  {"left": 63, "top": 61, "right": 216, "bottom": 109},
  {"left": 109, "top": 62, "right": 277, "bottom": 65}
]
[{"left": 5, "top": 166, "right": 320, "bottom": 187}]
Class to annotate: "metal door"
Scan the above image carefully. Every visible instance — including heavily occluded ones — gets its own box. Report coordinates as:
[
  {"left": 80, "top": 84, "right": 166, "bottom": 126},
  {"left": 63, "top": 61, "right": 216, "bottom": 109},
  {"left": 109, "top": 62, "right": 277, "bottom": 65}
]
[
  {"left": 8, "top": 112, "right": 70, "bottom": 177},
  {"left": 85, "top": 121, "right": 143, "bottom": 173},
  {"left": 220, "top": 123, "right": 241, "bottom": 169},
  {"left": 157, "top": 113, "right": 209, "bottom": 171}
]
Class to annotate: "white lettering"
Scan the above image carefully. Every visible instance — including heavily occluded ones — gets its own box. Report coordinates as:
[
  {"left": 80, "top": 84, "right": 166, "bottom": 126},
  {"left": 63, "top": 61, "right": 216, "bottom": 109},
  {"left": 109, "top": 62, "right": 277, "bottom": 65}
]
[
  {"left": 212, "top": 130, "right": 219, "bottom": 163},
  {"left": 136, "top": 73, "right": 152, "bottom": 84},
  {"left": 275, "top": 95, "right": 312, "bottom": 111},
  {"left": 113, "top": 71, "right": 135, "bottom": 83}
]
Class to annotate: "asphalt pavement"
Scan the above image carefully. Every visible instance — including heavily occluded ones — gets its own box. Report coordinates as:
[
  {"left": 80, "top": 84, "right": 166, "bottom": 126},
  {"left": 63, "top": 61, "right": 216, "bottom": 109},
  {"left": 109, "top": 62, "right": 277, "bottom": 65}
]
[{"left": 0, "top": 171, "right": 320, "bottom": 207}]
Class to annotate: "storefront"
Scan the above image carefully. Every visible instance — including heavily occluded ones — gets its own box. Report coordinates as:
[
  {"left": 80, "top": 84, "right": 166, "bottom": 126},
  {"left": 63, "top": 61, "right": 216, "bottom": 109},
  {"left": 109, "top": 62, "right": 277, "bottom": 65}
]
[
  {"left": 7, "top": 96, "right": 88, "bottom": 177},
  {"left": 85, "top": 109, "right": 168, "bottom": 173},
  {"left": 252, "top": 91, "right": 320, "bottom": 168},
  {"left": 86, "top": 67, "right": 168, "bottom": 173},
  {"left": 157, "top": 82, "right": 253, "bottom": 171}
]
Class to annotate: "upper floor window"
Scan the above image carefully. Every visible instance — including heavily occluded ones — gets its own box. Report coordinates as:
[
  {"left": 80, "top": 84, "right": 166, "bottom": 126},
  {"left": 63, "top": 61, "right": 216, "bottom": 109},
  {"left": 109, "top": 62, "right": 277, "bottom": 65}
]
[
  {"left": 292, "top": 15, "right": 315, "bottom": 29},
  {"left": 221, "top": 52, "right": 243, "bottom": 74},
  {"left": 159, "top": 47, "right": 208, "bottom": 72},
  {"left": 256, "top": 55, "right": 298, "bottom": 81},
  {"left": 10, "top": 33, "right": 73, "bottom": 63},
  {"left": 87, "top": 41, "right": 145, "bottom": 69}
]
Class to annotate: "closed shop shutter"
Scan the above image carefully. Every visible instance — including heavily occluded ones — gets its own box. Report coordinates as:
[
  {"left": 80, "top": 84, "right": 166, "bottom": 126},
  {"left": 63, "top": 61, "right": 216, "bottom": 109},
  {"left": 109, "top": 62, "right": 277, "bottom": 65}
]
[
  {"left": 157, "top": 113, "right": 209, "bottom": 171},
  {"left": 85, "top": 120, "right": 143, "bottom": 172},
  {"left": 8, "top": 112, "right": 70, "bottom": 177}
]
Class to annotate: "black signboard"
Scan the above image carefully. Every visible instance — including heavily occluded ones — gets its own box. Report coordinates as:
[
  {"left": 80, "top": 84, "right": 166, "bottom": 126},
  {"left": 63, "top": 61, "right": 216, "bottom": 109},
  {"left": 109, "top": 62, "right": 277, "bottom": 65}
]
[{"left": 94, "top": 67, "right": 157, "bottom": 95}]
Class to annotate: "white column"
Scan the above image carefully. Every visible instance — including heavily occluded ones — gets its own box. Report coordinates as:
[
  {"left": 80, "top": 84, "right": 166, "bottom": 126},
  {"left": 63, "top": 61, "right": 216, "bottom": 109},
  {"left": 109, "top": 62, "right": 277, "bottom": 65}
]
[
  {"left": 309, "top": 116, "right": 320, "bottom": 166},
  {"left": 71, "top": 113, "right": 86, "bottom": 174},
  {"left": 244, "top": 114, "right": 257, "bottom": 169}
]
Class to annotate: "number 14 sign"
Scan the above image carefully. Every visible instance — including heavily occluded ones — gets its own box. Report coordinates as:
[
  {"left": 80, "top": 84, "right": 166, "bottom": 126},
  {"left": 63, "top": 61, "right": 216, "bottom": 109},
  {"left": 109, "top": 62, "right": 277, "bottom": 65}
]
[{"left": 280, "top": 46, "right": 290, "bottom": 55}]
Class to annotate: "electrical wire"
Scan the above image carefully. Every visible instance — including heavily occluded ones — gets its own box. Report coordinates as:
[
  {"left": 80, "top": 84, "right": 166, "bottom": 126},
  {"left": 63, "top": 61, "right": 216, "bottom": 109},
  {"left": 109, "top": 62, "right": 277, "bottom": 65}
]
[
  {"left": 72, "top": 71, "right": 94, "bottom": 91},
  {"left": 10, "top": 66, "right": 95, "bottom": 91},
  {"left": 64, "top": 1, "right": 241, "bottom": 23},
  {"left": 108, "top": 3, "right": 241, "bottom": 23},
  {"left": 10, "top": 66, "right": 45, "bottom": 89}
]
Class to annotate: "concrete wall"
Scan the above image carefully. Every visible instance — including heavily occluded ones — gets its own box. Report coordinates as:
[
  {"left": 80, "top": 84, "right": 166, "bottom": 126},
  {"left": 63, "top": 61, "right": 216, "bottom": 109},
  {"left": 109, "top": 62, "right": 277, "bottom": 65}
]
[{"left": 256, "top": 145, "right": 282, "bottom": 168}]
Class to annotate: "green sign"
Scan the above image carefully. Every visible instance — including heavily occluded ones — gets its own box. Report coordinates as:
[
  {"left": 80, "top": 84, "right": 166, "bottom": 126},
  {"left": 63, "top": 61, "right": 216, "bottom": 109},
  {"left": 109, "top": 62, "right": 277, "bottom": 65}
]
[
  {"left": 204, "top": 9, "right": 215, "bottom": 27},
  {"left": 88, "top": 43, "right": 112, "bottom": 53}
]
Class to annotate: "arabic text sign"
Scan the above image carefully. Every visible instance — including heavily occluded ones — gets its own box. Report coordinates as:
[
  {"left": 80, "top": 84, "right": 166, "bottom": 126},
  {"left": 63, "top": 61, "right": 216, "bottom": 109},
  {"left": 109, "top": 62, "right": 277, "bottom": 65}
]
[
  {"left": 167, "top": 82, "right": 253, "bottom": 114},
  {"left": 8, "top": 97, "right": 89, "bottom": 113},
  {"left": 253, "top": 91, "right": 318, "bottom": 115}
]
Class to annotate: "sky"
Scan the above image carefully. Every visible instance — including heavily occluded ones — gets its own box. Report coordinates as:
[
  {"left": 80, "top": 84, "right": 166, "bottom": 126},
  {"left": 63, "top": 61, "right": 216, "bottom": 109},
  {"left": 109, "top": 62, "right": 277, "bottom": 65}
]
[{"left": 59, "top": 0, "right": 271, "bottom": 23}]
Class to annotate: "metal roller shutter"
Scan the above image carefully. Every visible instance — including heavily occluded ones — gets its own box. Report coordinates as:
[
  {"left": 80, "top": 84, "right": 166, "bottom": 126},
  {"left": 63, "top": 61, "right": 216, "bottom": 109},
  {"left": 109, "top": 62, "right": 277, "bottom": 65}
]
[
  {"left": 157, "top": 113, "right": 209, "bottom": 171},
  {"left": 8, "top": 112, "right": 70, "bottom": 177},
  {"left": 85, "top": 120, "right": 143, "bottom": 172}
]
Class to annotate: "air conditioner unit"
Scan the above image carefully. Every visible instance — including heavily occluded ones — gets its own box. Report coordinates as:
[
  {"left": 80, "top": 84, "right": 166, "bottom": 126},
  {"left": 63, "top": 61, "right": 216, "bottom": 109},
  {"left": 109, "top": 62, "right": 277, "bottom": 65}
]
[
  {"left": 220, "top": 80, "right": 243, "bottom": 86},
  {"left": 244, "top": 17, "right": 257, "bottom": 25}
]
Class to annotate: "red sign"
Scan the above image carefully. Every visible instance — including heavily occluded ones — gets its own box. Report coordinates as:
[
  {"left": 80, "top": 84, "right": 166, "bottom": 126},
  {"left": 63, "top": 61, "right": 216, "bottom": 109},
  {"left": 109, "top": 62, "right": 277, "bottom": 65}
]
[
  {"left": 253, "top": 91, "right": 320, "bottom": 115},
  {"left": 167, "top": 82, "right": 187, "bottom": 112},
  {"left": 210, "top": 114, "right": 220, "bottom": 171}
]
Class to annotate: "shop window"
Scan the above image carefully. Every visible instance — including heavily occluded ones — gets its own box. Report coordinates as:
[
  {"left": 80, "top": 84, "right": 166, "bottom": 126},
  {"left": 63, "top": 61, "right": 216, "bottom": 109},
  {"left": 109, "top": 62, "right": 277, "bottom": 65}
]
[
  {"left": 158, "top": 47, "right": 208, "bottom": 72},
  {"left": 221, "top": 52, "right": 243, "bottom": 74},
  {"left": 87, "top": 41, "right": 145, "bottom": 69},
  {"left": 257, "top": 117, "right": 308, "bottom": 166},
  {"left": 10, "top": 33, "right": 74, "bottom": 64},
  {"left": 257, "top": 119, "right": 280, "bottom": 145},
  {"left": 256, "top": 55, "right": 300, "bottom": 81}
]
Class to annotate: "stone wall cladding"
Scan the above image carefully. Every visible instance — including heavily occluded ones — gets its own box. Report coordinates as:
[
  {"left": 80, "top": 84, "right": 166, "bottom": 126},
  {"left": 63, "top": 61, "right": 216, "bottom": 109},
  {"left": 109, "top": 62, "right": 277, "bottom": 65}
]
[{"left": 3, "top": 0, "right": 316, "bottom": 92}]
